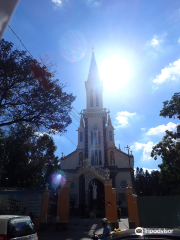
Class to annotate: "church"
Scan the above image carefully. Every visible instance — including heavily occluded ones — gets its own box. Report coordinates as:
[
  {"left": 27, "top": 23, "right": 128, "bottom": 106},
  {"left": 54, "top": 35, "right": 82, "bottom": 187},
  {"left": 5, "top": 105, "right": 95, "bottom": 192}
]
[{"left": 61, "top": 51, "right": 134, "bottom": 216}]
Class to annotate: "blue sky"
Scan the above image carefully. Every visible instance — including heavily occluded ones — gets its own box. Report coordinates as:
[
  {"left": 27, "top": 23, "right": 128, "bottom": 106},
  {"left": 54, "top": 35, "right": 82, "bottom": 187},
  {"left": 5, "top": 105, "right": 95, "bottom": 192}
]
[{"left": 3, "top": 0, "right": 180, "bottom": 172}]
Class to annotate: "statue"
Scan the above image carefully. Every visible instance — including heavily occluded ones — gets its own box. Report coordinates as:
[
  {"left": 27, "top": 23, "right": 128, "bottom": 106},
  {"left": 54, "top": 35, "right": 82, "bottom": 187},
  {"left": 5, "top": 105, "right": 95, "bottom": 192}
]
[{"left": 91, "top": 181, "right": 97, "bottom": 199}]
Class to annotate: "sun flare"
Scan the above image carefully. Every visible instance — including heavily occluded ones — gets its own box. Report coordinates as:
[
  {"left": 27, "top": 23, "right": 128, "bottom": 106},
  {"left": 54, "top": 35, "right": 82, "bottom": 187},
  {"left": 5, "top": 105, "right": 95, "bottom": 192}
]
[{"left": 99, "top": 56, "right": 130, "bottom": 91}]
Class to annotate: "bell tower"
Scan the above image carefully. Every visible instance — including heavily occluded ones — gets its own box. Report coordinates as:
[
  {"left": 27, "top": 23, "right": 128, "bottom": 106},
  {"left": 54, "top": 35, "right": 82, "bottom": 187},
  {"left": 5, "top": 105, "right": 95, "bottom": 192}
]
[
  {"left": 83, "top": 49, "right": 108, "bottom": 166},
  {"left": 85, "top": 49, "right": 103, "bottom": 109}
]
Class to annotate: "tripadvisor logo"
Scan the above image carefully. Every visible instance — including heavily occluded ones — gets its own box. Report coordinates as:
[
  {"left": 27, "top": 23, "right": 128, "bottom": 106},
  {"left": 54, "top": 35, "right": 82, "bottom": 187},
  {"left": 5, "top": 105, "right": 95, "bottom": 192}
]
[
  {"left": 135, "top": 227, "right": 173, "bottom": 235},
  {"left": 135, "top": 227, "right": 143, "bottom": 235}
]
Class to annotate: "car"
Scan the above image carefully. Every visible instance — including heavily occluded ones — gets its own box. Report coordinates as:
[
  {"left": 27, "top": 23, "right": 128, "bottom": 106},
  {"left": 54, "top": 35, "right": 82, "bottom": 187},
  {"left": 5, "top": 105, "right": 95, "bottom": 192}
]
[
  {"left": 106, "top": 229, "right": 180, "bottom": 239},
  {"left": 0, "top": 215, "right": 38, "bottom": 240}
]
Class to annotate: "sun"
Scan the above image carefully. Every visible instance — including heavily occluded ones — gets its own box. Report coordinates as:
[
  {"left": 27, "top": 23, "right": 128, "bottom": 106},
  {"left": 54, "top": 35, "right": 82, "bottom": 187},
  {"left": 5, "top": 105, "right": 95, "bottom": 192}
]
[{"left": 99, "top": 55, "right": 130, "bottom": 91}]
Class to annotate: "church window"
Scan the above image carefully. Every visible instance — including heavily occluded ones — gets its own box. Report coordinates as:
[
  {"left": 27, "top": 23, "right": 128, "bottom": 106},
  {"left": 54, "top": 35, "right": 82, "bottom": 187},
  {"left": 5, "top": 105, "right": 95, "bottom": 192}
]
[
  {"left": 91, "top": 150, "right": 94, "bottom": 165},
  {"left": 91, "top": 131, "right": 93, "bottom": 145},
  {"left": 96, "top": 90, "right": 99, "bottom": 107},
  {"left": 80, "top": 132, "right": 83, "bottom": 142},
  {"left": 79, "top": 152, "right": 83, "bottom": 165},
  {"left": 109, "top": 131, "right": 112, "bottom": 141},
  {"left": 99, "top": 150, "right": 102, "bottom": 165},
  {"left": 98, "top": 131, "right": 101, "bottom": 145},
  {"left": 95, "top": 150, "right": 98, "bottom": 165},
  {"left": 110, "top": 151, "right": 115, "bottom": 165},
  {"left": 94, "top": 132, "right": 98, "bottom": 145},
  {"left": 90, "top": 89, "right": 93, "bottom": 107}
]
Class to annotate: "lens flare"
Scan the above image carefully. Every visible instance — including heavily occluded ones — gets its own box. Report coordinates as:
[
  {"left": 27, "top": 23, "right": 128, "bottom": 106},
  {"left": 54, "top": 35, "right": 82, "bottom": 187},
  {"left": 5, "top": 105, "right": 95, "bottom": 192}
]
[
  {"left": 59, "top": 30, "right": 87, "bottom": 62},
  {"left": 51, "top": 170, "right": 66, "bottom": 188}
]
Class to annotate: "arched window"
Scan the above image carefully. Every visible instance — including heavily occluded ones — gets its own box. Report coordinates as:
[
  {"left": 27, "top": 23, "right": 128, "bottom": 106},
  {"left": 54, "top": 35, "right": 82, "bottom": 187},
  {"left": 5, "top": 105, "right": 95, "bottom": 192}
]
[
  {"left": 79, "top": 152, "right": 83, "bottom": 165},
  {"left": 91, "top": 131, "right": 93, "bottom": 145},
  {"left": 91, "top": 150, "right": 94, "bottom": 165},
  {"left": 98, "top": 131, "right": 101, "bottom": 145},
  {"left": 91, "top": 126, "right": 101, "bottom": 146},
  {"left": 109, "top": 131, "right": 112, "bottom": 141},
  {"left": 94, "top": 132, "right": 98, "bottom": 145},
  {"left": 110, "top": 151, "right": 115, "bottom": 165},
  {"left": 99, "top": 150, "right": 102, "bottom": 165},
  {"left": 95, "top": 150, "right": 98, "bottom": 165},
  {"left": 90, "top": 89, "right": 93, "bottom": 107},
  {"left": 96, "top": 90, "right": 99, "bottom": 107},
  {"left": 80, "top": 132, "right": 83, "bottom": 142}
]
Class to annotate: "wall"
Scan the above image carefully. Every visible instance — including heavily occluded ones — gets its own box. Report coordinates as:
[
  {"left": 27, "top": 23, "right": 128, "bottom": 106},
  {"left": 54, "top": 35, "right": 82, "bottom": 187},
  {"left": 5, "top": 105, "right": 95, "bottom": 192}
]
[{"left": 138, "top": 196, "right": 180, "bottom": 227}]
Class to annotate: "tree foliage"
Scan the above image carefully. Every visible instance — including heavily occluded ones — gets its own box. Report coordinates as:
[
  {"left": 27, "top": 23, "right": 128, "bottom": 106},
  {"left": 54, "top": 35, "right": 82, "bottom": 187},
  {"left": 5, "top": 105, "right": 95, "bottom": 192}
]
[
  {"left": 134, "top": 167, "right": 166, "bottom": 196},
  {"left": 0, "top": 39, "right": 76, "bottom": 133},
  {"left": 151, "top": 125, "right": 180, "bottom": 194},
  {"left": 160, "top": 92, "right": 180, "bottom": 120},
  {"left": 0, "top": 125, "right": 60, "bottom": 189}
]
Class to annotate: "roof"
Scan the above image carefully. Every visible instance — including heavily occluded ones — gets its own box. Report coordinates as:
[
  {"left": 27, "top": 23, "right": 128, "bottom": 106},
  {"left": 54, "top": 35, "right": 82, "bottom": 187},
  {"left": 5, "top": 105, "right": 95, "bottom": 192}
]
[{"left": 0, "top": 215, "right": 30, "bottom": 234}]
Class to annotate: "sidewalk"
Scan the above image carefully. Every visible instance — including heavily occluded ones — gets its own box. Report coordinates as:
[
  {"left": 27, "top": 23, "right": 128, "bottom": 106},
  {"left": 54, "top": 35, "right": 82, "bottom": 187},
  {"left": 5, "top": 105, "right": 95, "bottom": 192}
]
[{"left": 37, "top": 217, "right": 129, "bottom": 240}]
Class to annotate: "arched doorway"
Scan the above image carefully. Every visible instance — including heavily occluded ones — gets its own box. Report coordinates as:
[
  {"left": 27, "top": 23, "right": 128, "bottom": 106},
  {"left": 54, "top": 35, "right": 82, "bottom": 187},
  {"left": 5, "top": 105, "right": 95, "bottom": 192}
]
[{"left": 89, "top": 178, "right": 105, "bottom": 217}]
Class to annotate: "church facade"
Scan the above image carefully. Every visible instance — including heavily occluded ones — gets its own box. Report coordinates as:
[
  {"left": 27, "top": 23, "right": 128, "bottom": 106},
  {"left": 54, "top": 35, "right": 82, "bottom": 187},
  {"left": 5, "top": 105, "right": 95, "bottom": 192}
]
[{"left": 61, "top": 51, "right": 134, "bottom": 215}]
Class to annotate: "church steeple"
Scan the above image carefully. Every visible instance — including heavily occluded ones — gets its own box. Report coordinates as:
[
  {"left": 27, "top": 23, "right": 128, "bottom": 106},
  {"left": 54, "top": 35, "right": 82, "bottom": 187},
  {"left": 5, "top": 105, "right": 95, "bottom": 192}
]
[
  {"left": 87, "top": 49, "right": 101, "bottom": 82},
  {"left": 108, "top": 112, "right": 112, "bottom": 126},
  {"left": 85, "top": 49, "right": 103, "bottom": 109}
]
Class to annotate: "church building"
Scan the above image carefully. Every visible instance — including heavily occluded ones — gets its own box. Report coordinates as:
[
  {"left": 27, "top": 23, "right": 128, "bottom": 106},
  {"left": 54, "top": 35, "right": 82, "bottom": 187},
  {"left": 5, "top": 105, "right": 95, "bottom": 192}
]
[{"left": 61, "top": 51, "right": 134, "bottom": 216}]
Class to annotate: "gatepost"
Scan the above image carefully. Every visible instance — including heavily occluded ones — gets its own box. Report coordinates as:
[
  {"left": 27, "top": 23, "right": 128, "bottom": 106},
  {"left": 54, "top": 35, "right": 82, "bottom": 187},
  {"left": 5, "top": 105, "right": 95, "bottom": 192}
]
[
  {"left": 126, "top": 187, "right": 139, "bottom": 229},
  {"left": 104, "top": 179, "right": 118, "bottom": 229},
  {"left": 40, "top": 189, "right": 50, "bottom": 230},
  {"left": 55, "top": 181, "right": 70, "bottom": 230}
]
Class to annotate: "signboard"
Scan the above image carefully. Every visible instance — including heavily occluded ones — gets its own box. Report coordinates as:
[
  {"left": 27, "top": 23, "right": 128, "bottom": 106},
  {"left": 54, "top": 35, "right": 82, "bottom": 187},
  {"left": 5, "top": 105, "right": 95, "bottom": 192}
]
[{"left": 0, "top": 190, "right": 43, "bottom": 218}]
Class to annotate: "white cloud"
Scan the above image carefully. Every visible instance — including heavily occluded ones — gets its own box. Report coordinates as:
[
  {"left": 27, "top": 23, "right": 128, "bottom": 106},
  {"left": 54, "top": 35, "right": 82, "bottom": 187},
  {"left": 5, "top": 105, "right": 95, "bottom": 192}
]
[
  {"left": 142, "top": 167, "right": 159, "bottom": 173},
  {"left": 178, "top": 38, "right": 180, "bottom": 44},
  {"left": 134, "top": 167, "right": 159, "bottom": 175},
  {"left": 141, "top": 128, "right": 146, "bottom": 131},
  {"left": 115, "top": 111, "right": 136, "bottom": 128},
  {"left": 147, "top": 33, "right": 166, "bottom": 50},
  {"left": 52, "top": 0, "right": 62, "bottom": 6},
  {"left": 151, "top": 36, "right": 161, "bottom": 48},
  {"left": 87, "top": 0, "right": 101, "bottom": 7},
  {"left": 146, "top": 122, "right": 177, "bottom": 136},
  {"left": 153, "top": 58, "right": 180, "bottom": 84},
  {"left": 131, "top": 141, "right": 156, "bottom": 160}
]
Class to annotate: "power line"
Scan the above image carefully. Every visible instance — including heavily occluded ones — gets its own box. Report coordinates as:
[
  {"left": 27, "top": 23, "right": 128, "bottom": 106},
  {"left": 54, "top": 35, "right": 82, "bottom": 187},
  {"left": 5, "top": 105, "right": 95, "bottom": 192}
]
[{"left": 8, "top": 25, "right": 34, "bottom": 59}]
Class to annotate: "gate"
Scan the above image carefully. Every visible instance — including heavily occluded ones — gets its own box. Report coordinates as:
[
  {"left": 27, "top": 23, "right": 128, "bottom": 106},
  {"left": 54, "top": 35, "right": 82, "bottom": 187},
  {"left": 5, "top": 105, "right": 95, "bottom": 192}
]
[{"left": 138, "top": 196, "right": 180, "bottom": 227}]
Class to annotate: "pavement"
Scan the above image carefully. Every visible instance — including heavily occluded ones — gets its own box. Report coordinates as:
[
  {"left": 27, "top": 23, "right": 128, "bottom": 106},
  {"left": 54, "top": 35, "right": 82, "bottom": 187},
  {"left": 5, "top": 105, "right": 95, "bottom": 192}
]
[{"left": 37, "top": 217, "right": 129, "bottom": 240}]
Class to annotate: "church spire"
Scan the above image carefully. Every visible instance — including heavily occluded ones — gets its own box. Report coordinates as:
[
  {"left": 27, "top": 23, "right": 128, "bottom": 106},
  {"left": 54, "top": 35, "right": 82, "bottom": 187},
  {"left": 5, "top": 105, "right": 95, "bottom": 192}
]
[
  {"left": 108, "top": 112, "right": 112, "bottom": 126},
  {"left": 87, "top": 48, "right": 101, "bottom": 82},
  {"left": 80, "top": 114, "right": 84, "bottom": 128}
]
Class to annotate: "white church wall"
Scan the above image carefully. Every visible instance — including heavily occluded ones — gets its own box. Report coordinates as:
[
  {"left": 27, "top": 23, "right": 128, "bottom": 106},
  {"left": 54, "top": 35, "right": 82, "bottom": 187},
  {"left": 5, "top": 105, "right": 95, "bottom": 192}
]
[{"left": 61, "top": 150, "right": 79, "bottom": 169}]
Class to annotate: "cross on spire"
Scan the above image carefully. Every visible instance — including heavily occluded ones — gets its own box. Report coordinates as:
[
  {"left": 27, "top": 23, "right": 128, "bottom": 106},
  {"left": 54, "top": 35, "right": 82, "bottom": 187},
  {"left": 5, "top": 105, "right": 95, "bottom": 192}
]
[
  {"left": 125, "top": 145, "right": 130, "bottom": 155},
  {"left": 92, "top": 46, "right": 94, "bottom": 52}
]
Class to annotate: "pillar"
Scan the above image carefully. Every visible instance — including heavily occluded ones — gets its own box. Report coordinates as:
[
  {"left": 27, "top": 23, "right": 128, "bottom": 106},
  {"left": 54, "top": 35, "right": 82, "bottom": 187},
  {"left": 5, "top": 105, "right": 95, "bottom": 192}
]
[
  {"left": 40, "top": 189, "right": 50, "bottom": 230},
  {"left": 55, "top": 181, "right": 70, "bottom": 231},
  {"left": 126, "top": 187, "right": 140, "bottom": 229},
  {"left": 104, "top": 179, "right": 118, "bottom": 229}
]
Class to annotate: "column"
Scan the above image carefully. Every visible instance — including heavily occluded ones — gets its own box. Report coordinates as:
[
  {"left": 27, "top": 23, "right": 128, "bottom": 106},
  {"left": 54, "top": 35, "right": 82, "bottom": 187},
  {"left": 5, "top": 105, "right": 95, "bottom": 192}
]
[
  {"left": 104, "top": 179, "right": 118, "bottom": 229},
  {"left": 55, "top": 181, "right": 70, "bottom": 230},
  {"left": 40, "top": 189, "right": 50, "bottom": 230},
  {"left": 126, "top": 187, "right": 140, "bottom": 229}
]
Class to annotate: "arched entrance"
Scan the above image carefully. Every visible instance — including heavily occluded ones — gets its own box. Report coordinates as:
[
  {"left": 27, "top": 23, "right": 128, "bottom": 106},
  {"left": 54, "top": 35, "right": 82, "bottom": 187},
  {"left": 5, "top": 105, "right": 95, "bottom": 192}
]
[{"left": 89, "top": 178, "right": 105, "bottom": 217}]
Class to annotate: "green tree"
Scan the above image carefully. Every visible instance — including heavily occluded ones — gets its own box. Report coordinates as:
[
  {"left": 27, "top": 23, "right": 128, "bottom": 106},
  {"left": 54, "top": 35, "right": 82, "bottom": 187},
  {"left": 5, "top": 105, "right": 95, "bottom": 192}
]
[
  {"left": 134, "top": 167, "right": 166, "bottom": 196},
  {"left": 151, "top": 125, "right": 180, "bottom": 195},
  {"left": 0, "top": 125, "right": 61, "bottom": 189},
  {"left": 160, "top": 92, "right": 180, "bottom": 120},
  {"left": 0, "top": 39, "right": 76, "bottom": 133}
]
